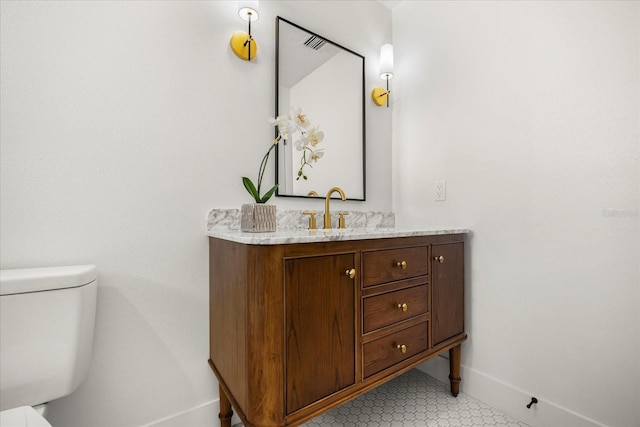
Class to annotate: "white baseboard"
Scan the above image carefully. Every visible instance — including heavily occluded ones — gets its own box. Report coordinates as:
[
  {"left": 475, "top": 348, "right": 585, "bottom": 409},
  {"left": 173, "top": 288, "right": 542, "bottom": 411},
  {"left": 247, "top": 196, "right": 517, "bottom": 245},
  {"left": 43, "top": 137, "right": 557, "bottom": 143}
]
[
  {"left": 142, "top": 399, "right": 241, "bottom": 427},
  {"left": 417, "top": 356, "right": 606, "bottom": 427},
  {"left": 143, "top": 359, "right": 607, "bottom": 427}
]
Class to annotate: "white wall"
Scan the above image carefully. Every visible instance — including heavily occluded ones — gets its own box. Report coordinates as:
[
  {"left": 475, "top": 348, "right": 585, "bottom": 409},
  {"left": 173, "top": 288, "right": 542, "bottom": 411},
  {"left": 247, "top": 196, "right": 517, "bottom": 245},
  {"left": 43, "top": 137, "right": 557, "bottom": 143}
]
[
  {"left": 0, "top": 1, "right": 391, "bottom": 426},
  {"left": 392, "top": 1, "right": 639, "bottom": 427}
]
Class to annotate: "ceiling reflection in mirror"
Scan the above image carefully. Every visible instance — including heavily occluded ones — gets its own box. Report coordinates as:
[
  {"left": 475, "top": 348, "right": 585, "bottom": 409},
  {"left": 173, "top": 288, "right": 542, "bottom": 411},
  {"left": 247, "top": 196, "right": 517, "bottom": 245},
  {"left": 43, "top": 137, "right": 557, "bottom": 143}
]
[{"left": 276, "top": 17, "right": 365, "bottom": 200}]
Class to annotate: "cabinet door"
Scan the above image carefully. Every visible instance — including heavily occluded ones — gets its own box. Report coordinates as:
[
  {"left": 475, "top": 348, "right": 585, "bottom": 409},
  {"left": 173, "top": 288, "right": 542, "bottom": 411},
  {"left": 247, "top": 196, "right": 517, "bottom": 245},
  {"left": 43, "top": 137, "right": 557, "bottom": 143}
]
[
  {"left": 432, "top": 242, "right": 464, "bottom": 346},
  {"left": 285, "top": 253, "right": 356, "bottom": 414}
]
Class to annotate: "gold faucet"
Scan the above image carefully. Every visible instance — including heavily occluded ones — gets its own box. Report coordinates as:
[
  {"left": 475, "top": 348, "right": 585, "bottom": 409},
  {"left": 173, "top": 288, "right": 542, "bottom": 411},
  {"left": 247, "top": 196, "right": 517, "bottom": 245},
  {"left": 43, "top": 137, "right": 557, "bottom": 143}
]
[{"left": 324, "top": 187, "right": 346, "bottom": 229}]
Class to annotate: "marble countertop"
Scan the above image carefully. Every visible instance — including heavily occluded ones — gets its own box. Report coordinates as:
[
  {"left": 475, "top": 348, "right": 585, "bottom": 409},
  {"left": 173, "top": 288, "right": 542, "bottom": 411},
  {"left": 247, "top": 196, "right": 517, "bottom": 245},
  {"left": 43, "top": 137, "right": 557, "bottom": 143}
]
[
  {"left": 207, "top": 227, "right": 470, "bottom": 245},
  {"left": 206, "top": 208, "right": 469, "bottom": 245}
]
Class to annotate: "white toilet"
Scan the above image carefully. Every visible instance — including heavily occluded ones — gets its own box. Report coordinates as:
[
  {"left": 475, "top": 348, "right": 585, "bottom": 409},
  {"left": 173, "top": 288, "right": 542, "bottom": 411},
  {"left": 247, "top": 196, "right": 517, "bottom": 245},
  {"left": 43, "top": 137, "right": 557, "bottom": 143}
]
[{"left": 0, "top": 265, "right": 98, "bottom": 427}]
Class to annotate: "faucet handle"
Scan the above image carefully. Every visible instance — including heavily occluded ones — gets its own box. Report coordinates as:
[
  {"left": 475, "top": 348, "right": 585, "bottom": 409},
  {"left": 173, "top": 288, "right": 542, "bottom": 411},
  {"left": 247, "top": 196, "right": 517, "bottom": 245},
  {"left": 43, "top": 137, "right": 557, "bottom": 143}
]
[
  {"left": 338, "top": 211, "right": 349, "bottom": 229},
  {"left": 303, "top": 211, "right": 317, "bottom": 230}
]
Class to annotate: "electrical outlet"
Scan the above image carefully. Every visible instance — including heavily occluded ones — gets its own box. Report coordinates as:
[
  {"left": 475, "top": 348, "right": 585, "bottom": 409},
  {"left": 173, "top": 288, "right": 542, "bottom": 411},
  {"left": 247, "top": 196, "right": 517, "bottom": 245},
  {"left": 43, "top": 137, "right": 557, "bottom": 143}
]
[{"left": 435, "top": 181, "right": 446, "bottom": 201}]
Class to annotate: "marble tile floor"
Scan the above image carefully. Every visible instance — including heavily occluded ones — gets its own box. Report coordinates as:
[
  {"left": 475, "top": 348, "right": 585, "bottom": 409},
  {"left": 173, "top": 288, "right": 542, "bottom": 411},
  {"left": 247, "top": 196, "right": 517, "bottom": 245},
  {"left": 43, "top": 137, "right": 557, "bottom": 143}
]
[{"left": 233, "top": 369, "right": 529, "bottom": 427}]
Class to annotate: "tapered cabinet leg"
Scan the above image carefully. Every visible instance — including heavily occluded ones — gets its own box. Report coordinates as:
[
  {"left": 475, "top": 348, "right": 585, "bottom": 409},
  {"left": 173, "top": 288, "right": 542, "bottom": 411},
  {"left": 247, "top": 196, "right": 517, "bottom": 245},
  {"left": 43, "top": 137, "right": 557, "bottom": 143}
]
[
  {"left": 218, "top": 384, "right": 233, "bottom": 427},
  {"left": 448, "top": 344, "right": 462, "bottom": 397}
]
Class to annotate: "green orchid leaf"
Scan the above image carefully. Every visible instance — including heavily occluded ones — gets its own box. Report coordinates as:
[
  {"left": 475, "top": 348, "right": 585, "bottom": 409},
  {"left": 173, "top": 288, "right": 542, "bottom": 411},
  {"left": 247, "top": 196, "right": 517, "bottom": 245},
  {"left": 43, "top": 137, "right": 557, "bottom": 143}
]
[
  {"left": 242, "top": 177, "right": 260, "bottom": 202},
  {"left": 259, "top": 184, "right": 278, "bottom": 203}
]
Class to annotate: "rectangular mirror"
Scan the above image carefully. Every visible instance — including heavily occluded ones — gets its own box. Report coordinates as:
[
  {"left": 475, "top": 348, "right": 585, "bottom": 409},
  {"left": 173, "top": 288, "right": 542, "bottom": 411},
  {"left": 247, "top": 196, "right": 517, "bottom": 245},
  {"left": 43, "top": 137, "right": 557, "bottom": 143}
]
[{"left": 276, "top": 17, "right": 366, "bottom": 200}]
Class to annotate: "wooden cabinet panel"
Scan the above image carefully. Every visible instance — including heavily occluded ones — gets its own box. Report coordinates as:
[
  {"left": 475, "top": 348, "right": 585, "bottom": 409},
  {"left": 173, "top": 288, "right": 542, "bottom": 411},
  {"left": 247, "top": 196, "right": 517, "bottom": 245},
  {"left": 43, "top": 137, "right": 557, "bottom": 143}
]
[
  {"left": 362, "top": 284, "right": 429, "bottom": 333},
  {"left": 363, "top": 321, "right": 429, "bottom": 378},
  {"left": 362, "top": 246, "right": 429, "bottom": 287},
  {"left": 432, "top": 242, "right": 464, "bottom": 345},
  {"left": 285, "top": 254, "right": 356, "bottom": 414}
]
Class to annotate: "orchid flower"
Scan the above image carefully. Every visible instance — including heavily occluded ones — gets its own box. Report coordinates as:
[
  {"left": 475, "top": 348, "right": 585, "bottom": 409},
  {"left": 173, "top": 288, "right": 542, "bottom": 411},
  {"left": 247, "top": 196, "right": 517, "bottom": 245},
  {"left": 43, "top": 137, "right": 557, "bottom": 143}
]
[
  {"left": 294, "top": 122, "right": 326, "bottom": 181},
  {"left": 294, "top": 138, "right": 306, "bottom": 151},
  {"left": 243, "top": 109, "right": 326, "bottom": 199},
  {"left": 304, "top": 127, "right": 324, "bottom": 147},
  {"left": 269, "top": 114, "right": 293, "bottom": 142},
  {"left": 292, "top": 108, "right": 312, "bottom": 133},
  {"left": 310, "top": 149, "right": 324, "bottom": 162}
]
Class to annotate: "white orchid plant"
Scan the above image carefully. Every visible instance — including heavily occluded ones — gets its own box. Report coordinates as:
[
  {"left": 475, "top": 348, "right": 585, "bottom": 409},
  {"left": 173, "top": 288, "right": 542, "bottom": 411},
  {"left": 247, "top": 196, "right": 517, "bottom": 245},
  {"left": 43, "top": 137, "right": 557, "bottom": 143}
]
[{"left": 242, "top": 108, "right": 324, "bottom": 203}]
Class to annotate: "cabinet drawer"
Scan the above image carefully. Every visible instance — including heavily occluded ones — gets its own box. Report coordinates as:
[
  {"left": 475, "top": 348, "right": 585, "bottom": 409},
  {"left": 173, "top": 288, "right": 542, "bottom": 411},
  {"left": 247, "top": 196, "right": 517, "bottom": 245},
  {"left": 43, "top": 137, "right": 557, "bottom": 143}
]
[
  {"left": 362, "top": 246, "right": 429, "bottom": 287},
  {"left": 363, "top": 322, "right": 429, "bottom": 378},
  {"left": 362, "top": 284, "right": 429, "bottom": 333}
]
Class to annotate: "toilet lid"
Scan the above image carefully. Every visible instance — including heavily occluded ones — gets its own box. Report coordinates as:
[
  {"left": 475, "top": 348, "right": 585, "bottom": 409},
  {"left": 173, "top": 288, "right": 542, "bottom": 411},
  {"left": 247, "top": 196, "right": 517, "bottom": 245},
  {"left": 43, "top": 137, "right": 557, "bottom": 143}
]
[
  {"left": 0, "top": 265, "right": 97, "bottom": 296},
  {"left": 0, "top": 406, "right": 52, "bottom": 427}
]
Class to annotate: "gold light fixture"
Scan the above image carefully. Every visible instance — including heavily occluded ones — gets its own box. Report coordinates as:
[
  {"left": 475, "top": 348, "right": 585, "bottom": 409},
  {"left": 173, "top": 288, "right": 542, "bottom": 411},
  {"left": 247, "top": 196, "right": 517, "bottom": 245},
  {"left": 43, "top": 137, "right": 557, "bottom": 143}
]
[
  {"left": 372, "top": 44, "right": 394, "bottom": 107},
  {"left": 230, "top": 1, "right": 259, "bottom": 61}
]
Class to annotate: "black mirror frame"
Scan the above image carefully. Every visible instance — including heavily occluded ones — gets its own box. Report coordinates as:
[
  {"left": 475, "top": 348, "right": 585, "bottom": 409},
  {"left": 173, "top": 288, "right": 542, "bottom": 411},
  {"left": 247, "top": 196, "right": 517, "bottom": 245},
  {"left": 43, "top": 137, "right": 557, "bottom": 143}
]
[{"left": 274, "top": 16, "right": 366, "bottom": 201}]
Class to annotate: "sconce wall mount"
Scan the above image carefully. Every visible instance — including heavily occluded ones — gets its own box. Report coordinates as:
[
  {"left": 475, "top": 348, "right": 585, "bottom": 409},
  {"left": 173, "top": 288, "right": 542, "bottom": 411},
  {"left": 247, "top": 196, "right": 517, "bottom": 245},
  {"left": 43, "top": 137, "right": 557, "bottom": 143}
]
[
  {"left": 371, "top": 86, "right": 389, "bottom": 107},
  {"left": 230, "top": 2, "right": 259, "bottom": 61}
]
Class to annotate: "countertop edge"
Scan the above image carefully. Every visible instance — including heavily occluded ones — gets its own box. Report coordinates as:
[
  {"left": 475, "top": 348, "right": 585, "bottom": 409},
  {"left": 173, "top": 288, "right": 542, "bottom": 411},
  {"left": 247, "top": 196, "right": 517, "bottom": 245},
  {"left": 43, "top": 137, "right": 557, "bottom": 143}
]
[{"left": 206, "top": 228, "right": 471, "bottom": 245}]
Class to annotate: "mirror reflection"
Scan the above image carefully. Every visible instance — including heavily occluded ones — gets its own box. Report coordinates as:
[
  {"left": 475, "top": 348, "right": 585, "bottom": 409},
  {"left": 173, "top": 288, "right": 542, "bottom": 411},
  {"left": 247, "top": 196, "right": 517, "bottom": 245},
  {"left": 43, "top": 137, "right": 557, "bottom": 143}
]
[{"left": 276, "top": 17, "right": 365, "bottom": 200}]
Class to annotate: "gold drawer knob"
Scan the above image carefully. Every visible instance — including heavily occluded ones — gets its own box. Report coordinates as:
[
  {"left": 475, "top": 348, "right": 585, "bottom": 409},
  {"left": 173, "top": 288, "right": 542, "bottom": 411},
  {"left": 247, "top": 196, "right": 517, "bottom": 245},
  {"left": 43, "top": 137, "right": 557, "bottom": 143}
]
[
  {"left": 396, "top": 344, "right": 407, "bottom": 354},
  {"left": 396, "top": 260, "right": 407, "bottom": 269},
  {"left": 397, "top": 303, "right": 408, "bottom": 312},
  {"left": 345, "top": 268, "right": 356, "bottom": 279},
  {"left": 434, "top": 255, "right": 444, "bottom": 264}
]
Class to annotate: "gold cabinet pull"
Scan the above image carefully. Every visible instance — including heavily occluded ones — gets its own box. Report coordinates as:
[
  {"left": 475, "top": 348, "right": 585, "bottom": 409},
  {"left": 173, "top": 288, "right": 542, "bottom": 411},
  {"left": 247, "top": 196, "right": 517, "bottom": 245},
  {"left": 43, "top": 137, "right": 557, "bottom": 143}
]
[
  {"left": 396, "top": 344, "right": 407, "bottom": 354},
  {"left": 434, "top": 255, "right": 444, "bottom": 264},
  {"left": 396, "top": 260, "right": 407, "bottom": 269},
  {"left": 397, "top": 303, "right": 408, "bottom": 312},
  {"left": 345, "top": 268, "right": 356, "bottom": 279}
]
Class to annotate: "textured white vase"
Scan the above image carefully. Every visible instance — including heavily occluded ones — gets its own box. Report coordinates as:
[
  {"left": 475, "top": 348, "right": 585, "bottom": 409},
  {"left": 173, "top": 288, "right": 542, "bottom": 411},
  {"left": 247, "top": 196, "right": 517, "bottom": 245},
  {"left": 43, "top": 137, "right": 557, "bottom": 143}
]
[{"left": 241, "top": 203, "right": 277, "bottom": 232}]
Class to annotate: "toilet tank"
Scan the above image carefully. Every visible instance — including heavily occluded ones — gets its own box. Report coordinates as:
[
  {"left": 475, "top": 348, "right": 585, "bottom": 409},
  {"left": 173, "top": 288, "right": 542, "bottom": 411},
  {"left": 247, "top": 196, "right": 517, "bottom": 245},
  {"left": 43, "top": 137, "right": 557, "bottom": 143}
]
[{"left": 0, "top": 265, "right": 97, "bottom": 411}]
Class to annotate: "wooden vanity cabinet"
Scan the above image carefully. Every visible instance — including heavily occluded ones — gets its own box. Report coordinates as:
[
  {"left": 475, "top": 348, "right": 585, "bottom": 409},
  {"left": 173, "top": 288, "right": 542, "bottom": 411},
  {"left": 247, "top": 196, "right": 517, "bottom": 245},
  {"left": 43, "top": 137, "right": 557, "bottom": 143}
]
[{"left": 209, "top": 234, "right": 466, "bottom": 427}]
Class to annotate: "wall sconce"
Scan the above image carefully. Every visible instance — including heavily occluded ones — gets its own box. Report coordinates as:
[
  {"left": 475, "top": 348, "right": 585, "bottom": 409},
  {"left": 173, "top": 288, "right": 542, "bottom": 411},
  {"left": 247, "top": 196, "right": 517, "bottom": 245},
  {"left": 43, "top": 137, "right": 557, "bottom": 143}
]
[
  {"left": 372, "top": 44, "right": 394, "bottom": 107},
  {"left": 230, "top": 1, "right": 259, "bottom": 61}
]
